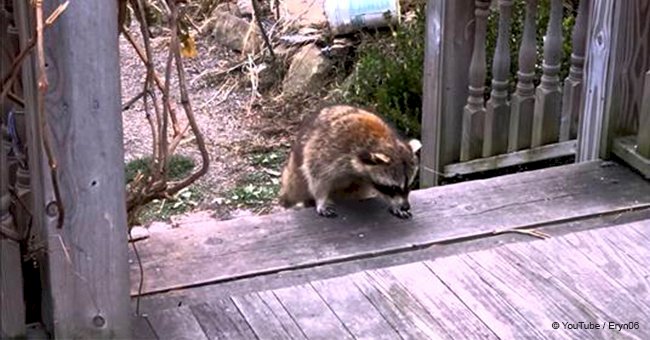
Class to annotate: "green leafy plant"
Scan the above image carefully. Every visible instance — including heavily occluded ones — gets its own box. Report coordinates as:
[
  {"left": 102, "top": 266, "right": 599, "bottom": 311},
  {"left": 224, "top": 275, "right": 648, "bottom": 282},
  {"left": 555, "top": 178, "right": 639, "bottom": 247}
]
[
  {"left": 125, "top": 154, "right": 196, "bottom": 183},
  {"left": 125, "top": 154, "right": 199, "bottom": 223},
  {"left": 341, "top": 0, "right": 426, "bottom": 138},
  {"left": 223, "top": 150, "right": 286, "bottom": 210},
  {"left": 341, "top": 0, "right": 578, "bottom": 140}
]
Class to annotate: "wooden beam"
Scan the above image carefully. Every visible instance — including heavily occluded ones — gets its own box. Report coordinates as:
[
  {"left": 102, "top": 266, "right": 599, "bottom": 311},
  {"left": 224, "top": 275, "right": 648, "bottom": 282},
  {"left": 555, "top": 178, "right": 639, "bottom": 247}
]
[
  {"left": 420, "top": 0, "right": 475, "bottom": 187},
  {"left": 444, "top": 140, "right": 576, "bottom": 177},
  {"left": 612, "top": 136, "right": 650, "bottom": 179},
  {"left": 17, "top": 0, "right": 131, "bottom": 337}
]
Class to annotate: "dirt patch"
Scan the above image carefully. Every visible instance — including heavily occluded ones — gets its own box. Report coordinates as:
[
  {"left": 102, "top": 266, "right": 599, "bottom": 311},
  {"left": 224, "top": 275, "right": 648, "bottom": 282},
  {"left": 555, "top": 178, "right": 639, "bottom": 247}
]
[{"left": 119, "top": 20, "right": 331, "bottom": 224}]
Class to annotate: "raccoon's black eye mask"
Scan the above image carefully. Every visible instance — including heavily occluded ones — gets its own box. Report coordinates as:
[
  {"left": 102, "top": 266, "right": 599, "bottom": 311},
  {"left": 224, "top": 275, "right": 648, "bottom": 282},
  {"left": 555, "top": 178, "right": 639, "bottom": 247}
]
[{"left": 373, "top": 183, "right": 407, "bottom": 197}]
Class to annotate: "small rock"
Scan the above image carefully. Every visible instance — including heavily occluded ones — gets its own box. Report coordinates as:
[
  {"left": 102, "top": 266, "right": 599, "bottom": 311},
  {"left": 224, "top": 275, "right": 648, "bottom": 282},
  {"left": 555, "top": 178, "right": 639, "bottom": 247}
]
[
  {"left": 283, "top": 44, "right": 333, "bottom": 97},
  {"left": 129, "top": 226, "right": 150, "bottom": 241},
  {"left": 236, "top": 0, "right": 253, "bottom": 17},
  {"left": 215, "top": 2, "right": 242, "bottom": 17},
  {"left": 210, "top": 10, "right": 262, "bottom": 54},
  {"left": 148, "top": 221, "right": 173, "bottom": 233}
]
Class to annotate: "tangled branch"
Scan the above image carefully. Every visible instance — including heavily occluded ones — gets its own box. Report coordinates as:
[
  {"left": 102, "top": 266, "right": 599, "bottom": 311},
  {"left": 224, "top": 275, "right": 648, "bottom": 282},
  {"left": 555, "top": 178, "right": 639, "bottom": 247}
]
[{"left": 122, "top": 0, "right": 209, "bottom": 226}]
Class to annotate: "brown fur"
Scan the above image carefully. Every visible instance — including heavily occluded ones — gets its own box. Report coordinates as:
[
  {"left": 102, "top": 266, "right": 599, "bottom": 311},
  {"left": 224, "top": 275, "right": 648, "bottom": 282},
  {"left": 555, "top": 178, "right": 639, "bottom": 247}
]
[{"left": 278, "top": 104, "right": 420, "bottom": 218}]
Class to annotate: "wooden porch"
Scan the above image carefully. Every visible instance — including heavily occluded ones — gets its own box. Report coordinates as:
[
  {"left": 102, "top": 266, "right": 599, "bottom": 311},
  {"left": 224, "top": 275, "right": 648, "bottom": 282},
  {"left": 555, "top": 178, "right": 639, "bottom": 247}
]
[
  {"left": 130, "top": 160, "right": 650, "bottom": 339},
  {"left": 3, "top": 0, "right": 650, "bottom": 338}
]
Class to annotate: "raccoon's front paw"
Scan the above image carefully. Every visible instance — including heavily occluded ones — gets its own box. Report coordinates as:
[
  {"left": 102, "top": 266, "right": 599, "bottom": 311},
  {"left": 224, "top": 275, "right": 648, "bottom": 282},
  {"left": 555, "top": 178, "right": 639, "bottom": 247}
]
[
  {"left": 317, "top": 206, "right": 338, "bottom": 218},
  {"left": 390, "top": 207, "right": 412, "bottom": 219}
]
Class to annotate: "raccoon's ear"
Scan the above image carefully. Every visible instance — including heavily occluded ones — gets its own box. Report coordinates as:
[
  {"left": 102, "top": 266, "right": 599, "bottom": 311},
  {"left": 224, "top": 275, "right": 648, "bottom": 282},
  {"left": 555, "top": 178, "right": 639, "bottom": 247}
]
[
  {"left": 408, "top": 139, "right": 422, "bottom": 154},
  {"left": 358, "top": 151, "right": 391, "bottom": 165}
]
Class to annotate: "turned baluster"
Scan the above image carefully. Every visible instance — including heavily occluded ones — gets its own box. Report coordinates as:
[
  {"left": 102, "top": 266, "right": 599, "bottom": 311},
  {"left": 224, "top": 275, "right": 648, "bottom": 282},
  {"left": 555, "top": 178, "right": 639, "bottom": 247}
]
[
  {"left": 532, "top": 0, "right": 563, "bottom": 147},
  {"left": 460, "top": 0, "right": 490, "bottom": 161},
  {"left": 560, "top": 0, "right": 589, "bottom": 141},
  {"left": 484, "top": 0, "right": 514, "bottom": 157}
]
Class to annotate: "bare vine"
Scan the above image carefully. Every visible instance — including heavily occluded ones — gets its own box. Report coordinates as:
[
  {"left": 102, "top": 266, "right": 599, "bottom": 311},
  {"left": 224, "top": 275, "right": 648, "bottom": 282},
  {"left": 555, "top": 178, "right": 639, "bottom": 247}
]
[{"left": 121, "top": 0, "right": 210, "bottom": 226}]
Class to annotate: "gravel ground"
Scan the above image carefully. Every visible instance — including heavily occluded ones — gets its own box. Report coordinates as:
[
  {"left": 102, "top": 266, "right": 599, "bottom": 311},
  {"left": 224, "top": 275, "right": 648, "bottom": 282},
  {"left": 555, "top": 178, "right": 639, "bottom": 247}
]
[{"left": 118, "top": 23, "right": 300, "bottom": 223}]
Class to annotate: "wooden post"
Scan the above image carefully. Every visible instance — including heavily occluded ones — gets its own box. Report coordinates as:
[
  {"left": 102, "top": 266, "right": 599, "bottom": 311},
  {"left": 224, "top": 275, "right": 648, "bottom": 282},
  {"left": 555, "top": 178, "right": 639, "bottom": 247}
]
[
  {"left": 420, "top": 0, "right": 475, "bottom": 187},
  {"left": 637, "top": 71, "right": 650, "bottom": 158},
  {"left": 579, "top": 0, "right": 650, "bottom": 162},
  {"left": 16, "top": 0, "right": 131, "bottom": 337},
  {"left": 576, "top": 0, "right": 616, "bottom": 161}
]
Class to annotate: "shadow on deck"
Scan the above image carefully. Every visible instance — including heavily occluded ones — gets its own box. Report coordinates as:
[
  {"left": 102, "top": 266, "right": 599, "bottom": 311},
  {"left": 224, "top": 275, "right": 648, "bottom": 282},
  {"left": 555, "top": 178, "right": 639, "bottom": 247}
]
[{"left": 129, "top": 161, "right": 650, "bottom": 339}]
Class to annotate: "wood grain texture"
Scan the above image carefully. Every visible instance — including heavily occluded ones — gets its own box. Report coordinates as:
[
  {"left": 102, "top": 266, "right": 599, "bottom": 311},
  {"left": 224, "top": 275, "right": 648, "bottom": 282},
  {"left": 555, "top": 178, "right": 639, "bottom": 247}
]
[
  {"left": 380, "top": 263, "right": 497, "bottom": 339},
  {"left": 133, "top": 216, "right": 650, "bottom": 340},
  {"left": 146, "top": 306, "right": 208, "bottom": 340},
  {"left": 310, "top": 276, "right": 400, "bottom": 340},
  {"left": 420, "top": 0, "right": 475, "bottom": 186},
  {"left": 612, "top": 136, "right": 650, "bottom": 178},
  {"left": 231, "top": 291, "right": 307, "bottom": 339},
  {"left": 0, "top": 238, "right": 26, "bottom": 338},
  {"left": 464, "top": 248, "right": 604, "bottom": 339},
  {"left": 131, "top": 315, "right": 157, "bottom": 340},
  {"left": 13, "top": 0, "right": 55, "bottom": 330},
  {"left": 190, "top": 299, "right": 257, "bottom": 340},
  {"left": 606, "top": 0, "right": 650, "bottom": 137},
  {"left": 129, "top": 161, "right": 650, "bottom": 295},
  {"left": 561, "top": 225, "right": 650, "bottom": 314},
  {"left": 350, "top": 271, "right": 451, "bottom": 339},
  {"left": 637, "top": 71, "right": 650, "bottom": 158},
  {"left": 577, "top": 0, "right": 615, "bottom": 161},
  {"left": 272, "top": 284, "right": 354, "bottom": 340},
  {"left": 30, "top": 0, "right": 131, "bottom": 337},
  {"left": 583, "top": 0, "right": 650, "bottom": 160},
  {"left": 425, "top": 258, "right": 547, "bottom": 339},
  {"left": 505, "top": 241, "right": 650, "bottom": 338}
]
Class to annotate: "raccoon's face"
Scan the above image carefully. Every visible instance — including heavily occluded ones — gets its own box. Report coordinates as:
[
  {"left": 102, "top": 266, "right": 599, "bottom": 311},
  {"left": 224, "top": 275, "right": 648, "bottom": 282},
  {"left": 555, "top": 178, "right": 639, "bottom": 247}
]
[{"left": 356, "top": 139, "right": 422, "bottom": 219}]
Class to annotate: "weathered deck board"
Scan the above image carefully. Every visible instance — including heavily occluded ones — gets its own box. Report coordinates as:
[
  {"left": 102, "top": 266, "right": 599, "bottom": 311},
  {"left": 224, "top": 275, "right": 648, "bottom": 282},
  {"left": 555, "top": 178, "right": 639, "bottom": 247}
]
[
  {"left": 425, "top": 258, "right": 547, "bottom": 339},
  {"left": 379, "top": 263, "right": 497, "bottom": 339},
  {"left": 351, "top": 272, "right": 451, "bottom": 339},
  {"left": 138, "top": 218, "right": 650, "bottom": 340},
  {"left": 512, "top": 239, "right": 650, "bottom": 321},
  {"left": 310, "top": 277, "right": 400, "bottom": 339},
  {"left": 561, "top": 227, "right": 650, "bottom": 313},
  {"left": 129, "top": 161, "right": 650, "bottom": 295},
  {"left": 463, "top": 249, "right": 606, "bottom": 339},
  {"left": 145, "top": 306, "right": 207, "bottom": 340},
  {"left": 189, "top": 299, "right": 257, "bottom": 340},
  {"left": 231, "top": 292, "right": 306, "bottom": 339},
  {"left": 272, "top": 284, "right": 354, "bottom": 340}
]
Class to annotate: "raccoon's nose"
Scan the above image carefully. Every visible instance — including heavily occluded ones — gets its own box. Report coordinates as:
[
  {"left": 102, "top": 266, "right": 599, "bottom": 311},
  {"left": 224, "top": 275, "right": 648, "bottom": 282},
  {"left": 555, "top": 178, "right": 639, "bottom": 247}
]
[{"left": 400, "top": 201, "right": 410, "bottom": 211}]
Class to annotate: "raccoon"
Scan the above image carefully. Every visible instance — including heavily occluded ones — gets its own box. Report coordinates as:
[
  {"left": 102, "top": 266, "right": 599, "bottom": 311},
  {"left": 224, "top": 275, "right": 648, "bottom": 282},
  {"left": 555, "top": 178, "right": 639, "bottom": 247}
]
[{"left": 278, "top": 104, "right": 422, "bottom": 219}]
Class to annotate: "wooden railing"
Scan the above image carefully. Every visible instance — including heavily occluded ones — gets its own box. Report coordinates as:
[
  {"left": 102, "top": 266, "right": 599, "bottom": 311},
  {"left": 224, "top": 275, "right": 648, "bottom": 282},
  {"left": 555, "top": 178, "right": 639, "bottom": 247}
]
[
  {"left": 420, "top": 0, "right": 650, "bottom": 186},
  {"left": 422, "top": 0, "right": 590, "bottom": 185}
]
